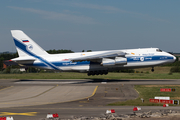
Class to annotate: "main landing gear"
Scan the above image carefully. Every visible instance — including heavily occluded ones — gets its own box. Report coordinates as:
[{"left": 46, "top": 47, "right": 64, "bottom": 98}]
[
  {"left": 87, "top": 70, "right": 108, "bottom": 76},
  {"left": 151, "top": 67, "right": 154, "bottom": 72}
]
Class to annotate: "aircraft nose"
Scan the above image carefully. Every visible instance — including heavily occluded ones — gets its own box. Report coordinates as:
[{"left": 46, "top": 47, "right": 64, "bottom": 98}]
[{"left": 173, "top": 56, "right": 176, "bottom": 61}]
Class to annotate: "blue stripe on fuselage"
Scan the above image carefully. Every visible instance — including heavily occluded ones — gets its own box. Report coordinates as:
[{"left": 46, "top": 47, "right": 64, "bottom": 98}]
[
  {"left": 13, "top": 38, "right": 60, "bottom": 70},
  {"left": 127, "top": 56, "right": 174, "bottom": 62},
  {"left": 24, "top": 61, "right": 92, "bottom": 67},
  {"left": 24, "top": 55, "right": 173, "bottom": 67}
]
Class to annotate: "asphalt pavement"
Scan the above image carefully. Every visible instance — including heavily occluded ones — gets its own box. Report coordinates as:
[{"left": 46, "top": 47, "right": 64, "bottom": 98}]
[{"left": 0, "top": 79, "right": 180, "bottom": 120}]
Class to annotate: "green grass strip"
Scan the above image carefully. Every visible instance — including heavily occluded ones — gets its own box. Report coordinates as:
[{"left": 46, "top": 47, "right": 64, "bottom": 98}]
[{"left": 108, "top": 85, "right": 180, "bottom": 106}]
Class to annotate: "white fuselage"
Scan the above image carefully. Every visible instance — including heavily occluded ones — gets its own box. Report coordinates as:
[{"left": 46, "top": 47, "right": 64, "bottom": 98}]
[
  {"left": 10, "top": 30, "right": 176, "bottom": 75},
  {"left": 21, "top": 48, "right": 176, "bottom": 72}
]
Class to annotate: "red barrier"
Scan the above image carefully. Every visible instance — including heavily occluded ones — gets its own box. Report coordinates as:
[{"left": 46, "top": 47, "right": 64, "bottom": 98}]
[
  {"left": 0, "top": 117, "right": 6, "bottom": 120},
  {"left": 111, "top": 109, "right": 115, "bottom": 113},
  {"left": 53, "top": 113, "right": 59, "bottom": 118},
  {"left": 149, "top": 99, "right": 160, "bottom": 103},
  {"left": 150, "top": 99, "right": 174, "bottom": 104},
  {"left": 133, "top": 107, "right": 138, "bottom": 111},
  {"left": 160, "top": 99, "right": 173, "bottom": 104},
  {"left": 160, "top": 88, "right": 171, "bottom": 92}
]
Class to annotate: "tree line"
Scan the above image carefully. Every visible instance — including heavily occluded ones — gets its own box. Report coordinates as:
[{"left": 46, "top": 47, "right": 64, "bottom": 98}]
[
  {"left": 0, "top": 49, "right": 74, "bottom": 70},
  {"left": 0, "top": 50, "right": 179, "bottom": 73}
]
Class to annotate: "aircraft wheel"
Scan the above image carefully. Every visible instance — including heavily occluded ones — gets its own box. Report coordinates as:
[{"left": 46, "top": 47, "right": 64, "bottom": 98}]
[
  {"left": 105, "top": 70, "right": 108, "bottom": 75},
  {"left": 87, "top": 72, "right": 91, "bottom": 76},
  {"left": 151, "top": 67, "right": 154, "bottom": 72},
  {"left": 99, "top": 71, "right": 103, "bottom": 75},
  {"left": 92, "top": 71, "right": 95, "bottom": 76}
]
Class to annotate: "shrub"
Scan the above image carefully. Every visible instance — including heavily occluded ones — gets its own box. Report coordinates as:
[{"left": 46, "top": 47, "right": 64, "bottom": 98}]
[
  {"left": 170, "top": 66, "right": 180, "bottom": 73},
  {"left": 115, "top": 69, "right": 135, "bottom": 73},
  {"left": 3, "top": 66, "right": 11, "bottom": 74}
]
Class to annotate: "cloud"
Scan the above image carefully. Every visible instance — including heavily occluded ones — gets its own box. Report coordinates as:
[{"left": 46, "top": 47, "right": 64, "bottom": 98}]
[
  {"left": 69, "top": 3, "right": 170, "bottom": 23},
  {"left": 8, "top": 6, "right": 96, "bottom": 24}
]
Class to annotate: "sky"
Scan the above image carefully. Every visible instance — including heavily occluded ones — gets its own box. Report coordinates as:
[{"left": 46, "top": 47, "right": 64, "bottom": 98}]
[{"left": 0, "top": 0, "right": 180, "bottom": 53}]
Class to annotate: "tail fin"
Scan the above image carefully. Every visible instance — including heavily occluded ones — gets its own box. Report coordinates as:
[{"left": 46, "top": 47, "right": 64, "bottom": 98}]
[{"left": 11, "top": 30, "right": 48, "bottom": 57}]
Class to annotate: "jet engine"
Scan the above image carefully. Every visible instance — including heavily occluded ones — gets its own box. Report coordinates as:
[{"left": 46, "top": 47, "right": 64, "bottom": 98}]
[{"left": 101, "top": 57, "right": 127, "bottom": 66}]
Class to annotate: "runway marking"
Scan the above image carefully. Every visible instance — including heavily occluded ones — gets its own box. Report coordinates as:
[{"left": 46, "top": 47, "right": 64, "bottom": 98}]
[
  {"left": 34, "top": 84, "right": 58, "bottom": 98},
  {"left": 0, "top": 85, "right": 98, "bottom": 108},
  {"left": 101, "top": 82, "right": 107, "bottom": 84},
  {"left": 134, "top": 88, "right": 140, "bottom": 94},
  {"left": 79, "top": 101, "right": 89, "bottom": 103},
  {"left": 0, "top": 86, "right": 13, "bottom": 92},
  {"left": 0, "top": 112, "right": 37, "bottom": 116},
  {"left": 0, "top": 85, "right": 58, "bottom": 103},
  {"left": 91, "top": 86, "right": 98, "bottom": 97},
  {"left": 46, "top": 86, "right": 98, "bottom": 105}
]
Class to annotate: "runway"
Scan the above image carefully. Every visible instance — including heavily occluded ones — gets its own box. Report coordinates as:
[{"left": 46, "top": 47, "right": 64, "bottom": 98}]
[{"left": 0, "top": 79, "right": 180, "bottom": 120}]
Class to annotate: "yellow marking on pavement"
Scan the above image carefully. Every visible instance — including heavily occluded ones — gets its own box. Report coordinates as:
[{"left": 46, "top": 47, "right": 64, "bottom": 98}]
[
  {"left": 79, "top": 101, "right": 88, "bottom": 103},
  {"left": 134, "top": 88, "right": 140, "bottom": 94},
  {"left": 0, "top": 112, "right": 37, "bottom": 116},
  {"left": 0, "top": 85, "right": 58, "bottom": 103},
  {"left": 0, "top": 86, "right": 13, "bottom": 92},
  {"left": 91, "top": 86, "right": 98, "bottom": 97}
]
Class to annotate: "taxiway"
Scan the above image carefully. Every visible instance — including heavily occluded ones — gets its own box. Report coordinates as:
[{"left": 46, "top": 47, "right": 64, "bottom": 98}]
[{"left": 0, "top": 79, "right": 179, "bottom": 120}]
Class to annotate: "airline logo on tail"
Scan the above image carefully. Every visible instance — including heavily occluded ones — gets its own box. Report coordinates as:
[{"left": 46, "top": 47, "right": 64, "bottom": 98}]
[
  {"left": 11, "top": 30, "right": 61, "bottom": 71},
  {"left": 27, "top": 44, "right": 33, "bottom": 51}
]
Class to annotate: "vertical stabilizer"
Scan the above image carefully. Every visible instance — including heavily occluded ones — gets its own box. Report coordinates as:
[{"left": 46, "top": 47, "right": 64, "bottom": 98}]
[{"left": 11, "top": 30, "right": 48, "bottom": 57}]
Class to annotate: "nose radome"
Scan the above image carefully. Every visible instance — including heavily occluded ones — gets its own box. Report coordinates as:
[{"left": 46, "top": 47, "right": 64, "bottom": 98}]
[{"left": 173, "top": 56, "right": 176, "bottom": 61}]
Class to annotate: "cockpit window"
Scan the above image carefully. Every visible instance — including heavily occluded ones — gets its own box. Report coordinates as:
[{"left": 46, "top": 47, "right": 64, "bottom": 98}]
[{"left": 156, "top": 49, "right": 162, "bottom": 52}]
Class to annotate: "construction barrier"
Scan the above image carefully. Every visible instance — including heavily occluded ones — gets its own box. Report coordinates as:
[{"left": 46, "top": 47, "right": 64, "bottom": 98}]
[
  {"left": 163, "top": 104, "right": 169, "bottom": 107},
  {"left": 0, "top": 116, "right": 14, "bottom": 120},
  {"left": 133, "top": 107, "right": 141, "bottom": 111},
  {"left": 160, "top": 88, "right": 176, "bottom": 92},
  {"left": 106, "top": 109, "right": 115, "bottom": 114},
  {"left": 149, "top": 99, "right": 179, "bottom": 104},
  {"left": 47, "top": 113, "right": 59, "bottom": 118}
]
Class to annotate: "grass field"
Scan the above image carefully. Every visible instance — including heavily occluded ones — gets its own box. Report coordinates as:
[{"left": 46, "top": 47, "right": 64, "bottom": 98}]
[
  {"left": 0, "top": 67, "right": 179, "bottom": 79},
  {"left": 108, "top": 85, "right": 180, "bottom": 106}
]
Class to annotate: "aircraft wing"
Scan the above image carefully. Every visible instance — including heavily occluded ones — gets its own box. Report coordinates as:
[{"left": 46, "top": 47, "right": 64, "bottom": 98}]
[{"left": 70, "top": 51, "right": 126, "bottom": 62}]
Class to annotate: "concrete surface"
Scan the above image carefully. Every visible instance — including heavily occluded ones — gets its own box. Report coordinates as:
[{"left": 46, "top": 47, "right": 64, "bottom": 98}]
[{"left": 0, "top": 79, "right": 180, "bottom": 120}]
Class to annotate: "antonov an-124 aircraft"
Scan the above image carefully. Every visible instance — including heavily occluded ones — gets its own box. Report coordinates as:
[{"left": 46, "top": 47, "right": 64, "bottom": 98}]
[{"left": 10, "top": 30, "right": 176, "bottom": 76}]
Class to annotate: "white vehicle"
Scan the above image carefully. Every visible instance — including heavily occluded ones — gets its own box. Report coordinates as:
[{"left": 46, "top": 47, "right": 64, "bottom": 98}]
[{"left": 10, "top": 30, "right": 176, "bottom": 76}]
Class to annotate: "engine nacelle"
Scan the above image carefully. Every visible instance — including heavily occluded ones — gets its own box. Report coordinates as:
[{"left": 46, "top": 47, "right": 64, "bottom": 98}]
[
  {"left": 115, "top": 57, "right": 127, "bottom": 65},
  {"left": 101, "top": 57, "right": 127, "bottom": 66},
  {"left": 101, "top": 58, "right": 115, "bottom": 66}
]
